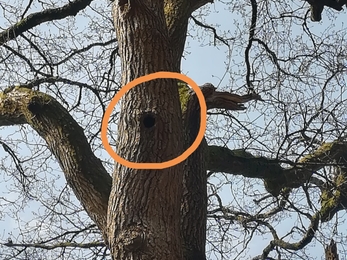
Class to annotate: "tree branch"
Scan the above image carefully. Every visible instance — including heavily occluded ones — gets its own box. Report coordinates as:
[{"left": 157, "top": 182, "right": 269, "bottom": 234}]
[
  {"left": 189, "top": 0, "right": 214, "bottom": 13},
  {"left": 0, "top": 0, "right": 94, "bottom": 45},
  {"left": 259, "top": 213, "right": 319, "bottom": 258},
  {"left": 3, "top": 241, "right": 106, "bottom": 250},
  {"left": 206, "top": 145, "right": 283, "bottom": 179},
  {"left": 190, "top": 15, "right": 229, "bottom": 46},
  {"left": 0, "top": 87, "right": 112, "bottom": 241},
  {"left": 305, "top": 0, "right": 347, "bottom": 21},
  {"left": 244, "top": 0, "right": 258, "bottom": 92},
  {"left": 206, "top": 141, "right": 347, "bottom": 196},
  {"left": 163, "top": 0, "right": 213, "bottom": 70},
  {"left": 182, "top": 84, "right": 347, "bottom": 201}
]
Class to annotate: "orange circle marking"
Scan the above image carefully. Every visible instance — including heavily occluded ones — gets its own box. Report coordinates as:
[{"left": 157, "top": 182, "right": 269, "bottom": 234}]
[{"left": 101, "top": 71, "right": 207, "bottom": 169}]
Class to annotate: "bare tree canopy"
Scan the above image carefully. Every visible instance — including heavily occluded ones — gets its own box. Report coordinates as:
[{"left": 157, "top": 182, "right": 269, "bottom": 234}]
[{"left": 0, "top": 0, "right": 347, "bottom": 259}]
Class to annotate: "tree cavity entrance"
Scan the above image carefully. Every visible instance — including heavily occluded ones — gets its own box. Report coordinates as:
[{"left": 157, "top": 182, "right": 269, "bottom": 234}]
[{"left": 142, "top": 112, "right": 156, "bottom": 128}]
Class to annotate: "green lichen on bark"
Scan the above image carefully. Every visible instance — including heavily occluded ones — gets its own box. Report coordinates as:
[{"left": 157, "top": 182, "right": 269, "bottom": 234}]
[
  {"left": 320, "top": 189, "right": 338, "bottom": 214},
  {"left": 0, "top": 87, "right": 54, "bottom": 126},
  {"left": 164, "top": 0, "right": 190, "bottom": 29},
  {"left": 178, "top": 81, "right": 190, "bottom": 113},
  {"left": 320, "top": 172, "right": 347, "bottom": 222},
  {"left": 299, "top": 141, "right": 337, "bottom": 164},
  {"left": 164, "top": 0, "right": 192, "bottom": 68}
]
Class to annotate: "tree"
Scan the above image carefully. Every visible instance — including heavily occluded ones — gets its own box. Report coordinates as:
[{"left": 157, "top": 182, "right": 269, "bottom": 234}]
[
  {"left": 0, "top": 0, "right": 347, "bottom": 259},
  {"left": 325, "top": 239, "right": 339, "bottom": 260}
]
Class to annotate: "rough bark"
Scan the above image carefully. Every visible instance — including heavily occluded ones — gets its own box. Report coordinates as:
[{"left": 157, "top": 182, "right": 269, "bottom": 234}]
[
  {"left": 325, "top": 239, "right": 339, "bottom": 260},
  {"left": 2, "top": 85, "right": 346, "bottom": 259},
  {"left": 180, "top": 87, "right": 209, "bottom": 260},
  {"left": 107, "top": 1, "right": 215, "bottom": 259},
  {"left": 3, "top": 0, "right": 347, "bottom": 258},
  {"left": 107, "top": 1, "right": 184, "bottom": 259},
  {"left": 178, "top": 83, "right": 263, "bottom": 259}
]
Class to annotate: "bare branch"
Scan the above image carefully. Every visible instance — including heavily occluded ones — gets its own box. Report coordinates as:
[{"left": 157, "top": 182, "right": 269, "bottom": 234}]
[
  {"left": 260, "top": 213, "right": 319, "bottom": 257},
  {"left": 244, "top": 0, "right": 258, "bottom": 92},
  {"left": 3, "top": 241, "right": 106, "bottom": 250},
  {"left": 0, "top": 87, "right": 112, "bottom": 241},
  {"left": 190, "top": 15, "right": 230, "bottom": 46},
  {"left": 0, "top": 0, "right": 94, "bottom": 45},
  {"left": 206, "top": 140, "right": 347, "bottom": 195},
  {"left": 189, "top": 0, "right": 213, "bottom": 13}
]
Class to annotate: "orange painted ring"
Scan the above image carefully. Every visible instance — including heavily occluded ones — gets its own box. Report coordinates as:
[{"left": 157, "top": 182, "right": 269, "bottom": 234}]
[{"left": 101, "top": 71, "right": 207, "bottom": 169}]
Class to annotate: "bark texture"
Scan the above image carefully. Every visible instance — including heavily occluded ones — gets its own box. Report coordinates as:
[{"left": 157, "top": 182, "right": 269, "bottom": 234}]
[
  {"left": 107, "top": 1, "right": 185, "bottom": 259},
  {"left": 180, "top": 87, "right": 210, "bottom": 260},
  {"left": 325, "top": 239, "right": 339, "bottom": 260}
]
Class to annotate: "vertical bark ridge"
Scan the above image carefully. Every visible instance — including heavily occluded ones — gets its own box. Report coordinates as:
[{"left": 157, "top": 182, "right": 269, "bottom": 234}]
[
  {"left": 181, "top": 87, "right": 209, "bottom": 260},
  {"left": 108, "top": 1, "right": 184, "bottom": 259}
]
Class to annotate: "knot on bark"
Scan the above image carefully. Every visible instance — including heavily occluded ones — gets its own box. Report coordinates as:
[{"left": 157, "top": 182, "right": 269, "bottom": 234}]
[{"left": 119, "top": 226, "right": 147, "bottom": 252}]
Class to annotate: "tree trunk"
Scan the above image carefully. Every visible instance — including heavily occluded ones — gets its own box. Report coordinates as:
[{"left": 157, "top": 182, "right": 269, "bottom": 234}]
[
  {"left": 325, "top": 240, "right": 339, "bottom": 260},
  {"left": 180, "top": 85, "right": 209, "bottom": 260},
  {"left": 107, "top": 1, "right": 185, "bottom": 259}
]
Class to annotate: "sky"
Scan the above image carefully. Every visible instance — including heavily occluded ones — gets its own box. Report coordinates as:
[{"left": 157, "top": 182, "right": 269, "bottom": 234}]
[
  {"left": 1, "top": 0, "right": 347, "bottom": 259},
  {"left": 182, "top": 2, "right": 347, "bottom": 259}
]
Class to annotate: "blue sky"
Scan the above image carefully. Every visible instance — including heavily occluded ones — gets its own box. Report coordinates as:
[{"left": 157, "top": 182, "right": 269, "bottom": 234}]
[{"left": 1, "top": 0, "right": 347, "bottom": 259}]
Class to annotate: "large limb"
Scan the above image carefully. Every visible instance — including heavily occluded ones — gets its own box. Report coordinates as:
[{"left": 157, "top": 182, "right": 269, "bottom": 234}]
[
  {"left": 188, "top": 0, "right": 213, "bottom": 12},
  {"left": 305, "top": 0, "right": 347, "bottom": 21},
  {"left": 206, "top": 140, "right": 347, "bottom": 196},
  {"left": 201, "top": 85, "right": 346, "bottom": 194},
  {"left": 164, "top": 0, "right": 213, "bottom": 71},
  {"left": 0, "top": 87, "right": 112, "bottom": 241}
]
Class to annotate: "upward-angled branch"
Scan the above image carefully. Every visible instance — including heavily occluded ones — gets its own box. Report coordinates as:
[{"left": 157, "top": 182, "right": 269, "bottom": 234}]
[
  {"left": 0, "top": 0, "right": 93, "bottom": 45},
  {"left": 245, "top": 0, "right": 258, "bottom": 91},
  {"left": 188, "top": 0, "right": 214, "bottom": 13},
  {"left": 325, "top": 239, "right": 339, "bottom": 260},
  {"left": 259, "top": 213, "right": 320, "bottom": 259},
  {"left": 0, "top": 87, "right": 112, "bottom": 241},
  {"left": 181, "top": 84, "right": 345, "bottom": 200},
  {"left": 163, "top": 0, "right": 214, "bottom": 71},
  {"left": 306, "top": 0, "right": 347, "bottom": 21}
]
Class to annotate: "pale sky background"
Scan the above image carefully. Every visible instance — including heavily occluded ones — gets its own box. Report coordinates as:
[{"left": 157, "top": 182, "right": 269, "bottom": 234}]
[{"left": 1, "top": 0, "right": 347, "bottom": 259}]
